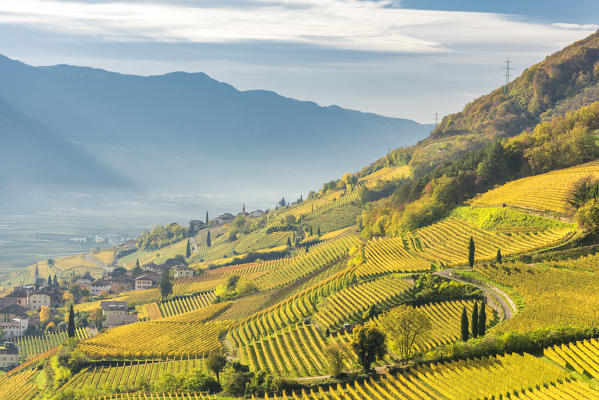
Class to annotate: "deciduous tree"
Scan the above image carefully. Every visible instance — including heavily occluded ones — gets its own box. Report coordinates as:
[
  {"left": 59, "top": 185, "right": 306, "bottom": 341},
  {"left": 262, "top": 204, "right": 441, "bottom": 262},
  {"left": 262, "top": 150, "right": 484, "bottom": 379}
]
[
  {"left": 323, "top": 341, "right": 349, "bottom": 377},
  {"left": 207, "top": 350, "right": 227, "bottom": 382},
  {"left": 379, "top": 305, "right": 431, "bottom": 362},
  {"left": 40, "top": 306, "right": 51, "bottom": 324},
  {"left": 351, "top": 324, "right": 386, "bottom": 372}
]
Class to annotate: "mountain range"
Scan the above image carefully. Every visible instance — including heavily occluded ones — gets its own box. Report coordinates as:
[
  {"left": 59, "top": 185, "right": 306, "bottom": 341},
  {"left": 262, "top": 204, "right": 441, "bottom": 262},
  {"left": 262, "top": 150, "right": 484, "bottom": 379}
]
[{"left": 0, "top": 55, "right": 431, "bottom": 199}]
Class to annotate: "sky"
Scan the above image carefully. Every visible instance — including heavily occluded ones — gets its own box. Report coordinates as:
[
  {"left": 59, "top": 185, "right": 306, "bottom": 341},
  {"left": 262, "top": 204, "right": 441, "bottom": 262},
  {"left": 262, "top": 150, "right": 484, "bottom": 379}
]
[{"left": 0, "top": 0, "right": 597, "bottom": 123}]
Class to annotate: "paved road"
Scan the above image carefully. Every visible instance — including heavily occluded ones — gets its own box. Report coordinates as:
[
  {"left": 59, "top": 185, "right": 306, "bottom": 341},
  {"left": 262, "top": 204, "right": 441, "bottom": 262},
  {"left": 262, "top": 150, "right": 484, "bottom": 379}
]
[{"left": 435, "top": 269, "right": 516, "bottom": 321}]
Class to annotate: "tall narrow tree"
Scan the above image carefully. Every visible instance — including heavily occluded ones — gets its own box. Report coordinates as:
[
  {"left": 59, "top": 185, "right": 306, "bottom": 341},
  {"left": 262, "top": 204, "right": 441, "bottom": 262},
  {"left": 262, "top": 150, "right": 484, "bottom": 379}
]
[
  {"left": 53, "top": 275, "right": 58, "bottom": 287},
  {"left": 468, "top": 237, "right": 475, "bottom": 268},
  {"left": 205, "top": 211, "right": 209, "bottom": 224},
  {"left": 471, "top": 302, "right": 479, "bottom": 338},
  {"left": 135, "top": 258, "right": 140, "bottom": 269},
  {"left": 478, "top": 302, "right": 487, "bottom": 337},
  {"left": 47, "top": 276, "right": 52, "bottom": 286},
  {"left": 496, "top": 249, "right": 502, "bottom": 264},
  {"left": 67, "top": 304, "right": 75, "bottom": 338},
  {"left": 317, "top": 226, "right": 321, "bottom": 236},
  {"left": 461, "top": 306, "right": 469, "bottom": 342},
  {"left": 186, "top": 240, "right": 191, "bottom": 258},
  {"left": 206, "top": 231, "right": 211, "bottom": 247}
]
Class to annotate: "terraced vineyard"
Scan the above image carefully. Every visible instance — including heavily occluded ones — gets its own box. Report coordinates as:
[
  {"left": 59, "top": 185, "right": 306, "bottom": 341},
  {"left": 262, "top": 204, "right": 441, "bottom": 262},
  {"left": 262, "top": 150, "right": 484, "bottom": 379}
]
[
  {"left": 283, "top": 352, "right": 570, "bottom": 400},
  {"left": 414, "top": 299, "right": 494, "bottom": 352},
  {"left": 546, "top": 251, "right": 599, "bottom": 272},
  {"left": 411, "top": 217, "right": 573, "bottom": 265},
  {"left": 313, "top": 276, "right": 412, "bottom": 329},
  {"left": 545, "top": 338, "right": 599, "bottom": 379},
  {"left": 229, "top": 291, "right": 318, "bottom": 347},
  {"left": 356, "top": 236, "right": 431, "bottom": 277},
  {"left": 79, "top": 314, "right": 232, "bottom": 358},
  {"left": 238, "top": 322, "right": 327, "bottom": 376},
  {"left": 253, "top": 233, "right": 360, "bottom": 290},
  {"left": 66, "top": 356, "right": 208, "bottom": 391},
  {"left": 474, "top": 262, "right": 599, "bottom": 333},
  {"left": 233, "top": 230, "right": 292, "bottom": 254},
  {"left": 276, "top": 375, "right": 598, "bottom": 400},
  {"left": 91, "top": 394, "right": 219, "bottom": 400},
  {"left": 14, "top": 328, "right": 89, "bottom": 360},
  {"left": 470, "top": 160, "right": 599, "bottom": 213},
  {"left": 117, "top": 239, "right": 187, "bottom": 269},
  {"left": 0, "top": 366, "right": 42, "bottom": 400},
  {"left": 270, "top": 166, "right": 409, "bottom": 230},
  {"left": 237, "top": 300, "right": 491, "bottom": 377},
  {"left": 359, "top": 165, "right": 410, "bottom": 186},
  {"left": 157, "top": 291, "right": 216, "bottom": 318}
]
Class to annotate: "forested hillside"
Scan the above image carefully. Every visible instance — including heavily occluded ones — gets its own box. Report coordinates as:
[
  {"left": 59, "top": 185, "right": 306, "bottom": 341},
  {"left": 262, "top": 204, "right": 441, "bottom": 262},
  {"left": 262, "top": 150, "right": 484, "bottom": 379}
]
[{"left": 433, "top": 30, "right": 599, "bottom": 139}]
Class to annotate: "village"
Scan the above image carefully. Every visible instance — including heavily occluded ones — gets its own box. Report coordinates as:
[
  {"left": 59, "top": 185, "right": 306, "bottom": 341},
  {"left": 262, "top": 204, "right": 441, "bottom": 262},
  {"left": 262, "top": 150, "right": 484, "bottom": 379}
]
[{"left": 0, "top": 254, "right": 197, "bottom": 369}]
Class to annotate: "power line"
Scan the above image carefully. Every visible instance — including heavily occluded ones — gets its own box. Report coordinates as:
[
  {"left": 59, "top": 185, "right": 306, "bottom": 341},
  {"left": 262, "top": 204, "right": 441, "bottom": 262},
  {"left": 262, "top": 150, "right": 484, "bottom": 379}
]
[{"left": 502, "top": 58, "right": 512, "bottom": 85}]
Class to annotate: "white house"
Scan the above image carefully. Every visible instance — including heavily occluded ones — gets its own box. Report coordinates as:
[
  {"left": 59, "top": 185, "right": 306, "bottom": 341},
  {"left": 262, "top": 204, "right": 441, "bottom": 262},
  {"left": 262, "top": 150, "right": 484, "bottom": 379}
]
[
  {"left": 134, "top": 274, "right": 159, "bottom": 291},
  {"left": 90, "top": 280, "right": 112, "bottom": 297},
  {"left": 100, "top": 301, "right": 128, "bottom": 317},
  {"left": 0, "top": 318, "right": 29, "bottom": 338},
  {"left": 173, "top": 265, "right": 195, "bottom": 279},
  {"left": 28, "top": 292, "right": 51, "bottom": 310}
]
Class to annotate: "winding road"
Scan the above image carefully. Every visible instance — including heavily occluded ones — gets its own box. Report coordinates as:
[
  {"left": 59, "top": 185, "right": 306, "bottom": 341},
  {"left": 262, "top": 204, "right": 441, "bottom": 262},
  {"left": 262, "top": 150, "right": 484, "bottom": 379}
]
[{"left": 434, "top": 269, "right": 517, "bottom": 321}]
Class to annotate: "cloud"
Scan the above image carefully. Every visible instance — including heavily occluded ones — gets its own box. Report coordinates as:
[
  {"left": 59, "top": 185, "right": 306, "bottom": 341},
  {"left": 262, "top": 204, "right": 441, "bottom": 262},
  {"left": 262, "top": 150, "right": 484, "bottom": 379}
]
[
  {"left": 0, "top": 0, "right": 594, "bottom": 53},
  {"left": 553, "top": 22, "right": 599, "bottom": 30}
]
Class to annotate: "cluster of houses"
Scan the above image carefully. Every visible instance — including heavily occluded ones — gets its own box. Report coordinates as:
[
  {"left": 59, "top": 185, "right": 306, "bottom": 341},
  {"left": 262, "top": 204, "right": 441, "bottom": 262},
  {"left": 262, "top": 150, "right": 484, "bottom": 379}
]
[
  {"left": 85, "top": 262, "right": 195, "bottom": 297},
  {"left": 0, "top": 281, "right": 65, "bottom": 339}
]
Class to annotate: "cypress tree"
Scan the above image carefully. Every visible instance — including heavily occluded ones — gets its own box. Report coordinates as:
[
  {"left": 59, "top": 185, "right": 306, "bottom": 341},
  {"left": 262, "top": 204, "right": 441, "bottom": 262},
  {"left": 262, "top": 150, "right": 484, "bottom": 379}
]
[
  {"left": 206, "top": 231, "right": 211, "bottom": 247},
  {"left": 205, "top": 211, "right": 209, "bottom": 224},
  {"left": 286, "top": 237, "right": 292, "bottom": 247},
  {"left": 309, "top": 226, "right": 313, "bottom": 236},
  {"left": 317, "top": 226, "right": 321, "bottom": 236},
  {"left": 67, "top": 304, "right": 75, "bottom": 338},
  {"left": 468, "top": 237, "right": 475, "bottom": 268},
  {"left": 496, "top": 249, "right": 502, "bottom": 263},
  {"left": 471, "top": 302, "right": 479, "bottom": 338},
  {"left": 478, "top": 302, "right": 487, "bottom": 336},
  {"left": 53, "top": 275, "right": 58, "bottom": 286},
  {"left": 461, "top": 306, "right": 469, "bottom": 342},
  {"left": 47, "top": 276, "right": 52, "bottom": 286},
  {"left": 186, "top": 240, "right": 191, "bottom": 258},
  {"left": 136, "top": 258, "right": 140, "bottom": 269}
]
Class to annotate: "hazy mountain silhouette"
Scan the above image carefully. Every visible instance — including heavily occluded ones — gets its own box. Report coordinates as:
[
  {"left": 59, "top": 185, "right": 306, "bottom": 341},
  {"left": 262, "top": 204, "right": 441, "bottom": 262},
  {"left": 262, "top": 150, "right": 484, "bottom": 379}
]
[
  {"left": 0, "top": 55, "right": 430, "bottom": 193},
  {"left": 0, "top": 96, "right": 127, "bottom": 189}
]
